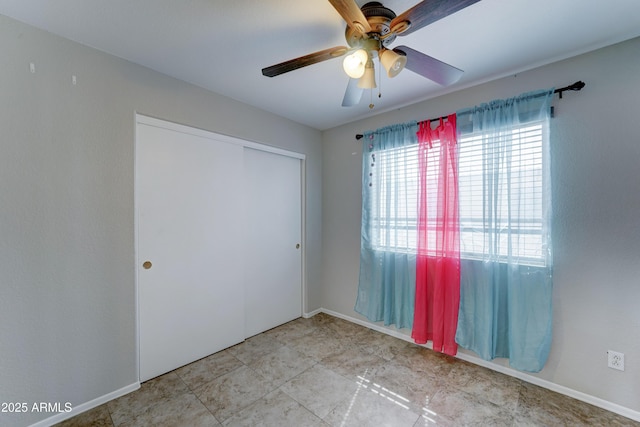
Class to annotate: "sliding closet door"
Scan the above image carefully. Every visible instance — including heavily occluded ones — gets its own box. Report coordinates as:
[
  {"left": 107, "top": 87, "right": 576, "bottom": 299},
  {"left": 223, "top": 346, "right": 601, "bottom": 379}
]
[
  {"left": 243, "top": 147, "right": 302, "bottom": 337},
  {"left": 137, "top": 122, "right": 245, "bottom": 382}
]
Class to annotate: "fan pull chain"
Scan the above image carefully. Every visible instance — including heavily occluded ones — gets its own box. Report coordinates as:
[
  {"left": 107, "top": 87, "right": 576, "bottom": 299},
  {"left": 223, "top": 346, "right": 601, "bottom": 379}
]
[
  {"left": 378, "top": 58, "right": 382, "bottom": 99},
  {"left": 369, "top": 58, "right": 382, "bottom": 110}
]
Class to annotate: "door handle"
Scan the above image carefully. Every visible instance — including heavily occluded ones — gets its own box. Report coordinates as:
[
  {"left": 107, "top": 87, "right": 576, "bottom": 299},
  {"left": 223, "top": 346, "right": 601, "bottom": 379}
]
[
  {"left": 295, "top": 243, "right": 300, "bottom": 249},
  {"left": 143, "top": 261, "right": 152, "bottom": 270}
]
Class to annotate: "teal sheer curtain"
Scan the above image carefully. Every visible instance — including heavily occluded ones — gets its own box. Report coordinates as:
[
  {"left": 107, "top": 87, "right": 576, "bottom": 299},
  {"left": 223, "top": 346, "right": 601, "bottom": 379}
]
[
  {"left": 454, "top": 89, "right": 554, "bottom": 372},
  {"left": 355, "top": 122, "right": 418, "bottom": 328}
]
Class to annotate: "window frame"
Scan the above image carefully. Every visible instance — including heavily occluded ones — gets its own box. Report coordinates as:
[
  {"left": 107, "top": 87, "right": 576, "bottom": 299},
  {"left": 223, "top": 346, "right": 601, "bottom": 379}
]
[{"left": 366, "top": 120, "right": 549, "bottom": 267}]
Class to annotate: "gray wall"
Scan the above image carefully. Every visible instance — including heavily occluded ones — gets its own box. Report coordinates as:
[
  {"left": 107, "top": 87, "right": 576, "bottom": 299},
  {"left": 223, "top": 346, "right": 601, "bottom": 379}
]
[
  {"left": 2, "top": 9, "right": 639, "bottom": 425},
  {"left": 322, "top": 37, "right": 640, "bottom": 415},
  {"left": 0, "top": 15, "right": 323, "bottom": 427}
]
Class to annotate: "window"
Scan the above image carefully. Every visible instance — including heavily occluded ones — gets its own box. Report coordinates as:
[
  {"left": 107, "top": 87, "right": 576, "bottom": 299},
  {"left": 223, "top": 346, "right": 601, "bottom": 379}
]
[
  {"left": 368, "top": 121, "right": 546, "bottom": 266},
  {"left": 369, "top": 144, "right": 419, "bottom": 252},
  {"left": 458, "top": 122, "right": 545, "bottom": 265}
]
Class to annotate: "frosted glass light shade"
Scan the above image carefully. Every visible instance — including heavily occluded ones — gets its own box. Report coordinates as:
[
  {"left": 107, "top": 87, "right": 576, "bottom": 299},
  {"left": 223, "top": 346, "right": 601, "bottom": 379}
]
[
  {"left": 358, "top": 65, "right": 376, "bottom": 89},
  {"left": 342, "top": 49, "right": 368, "bottom": 79},
  {"left": 380, "top": 49, "right": 407, "bottom": 78}
]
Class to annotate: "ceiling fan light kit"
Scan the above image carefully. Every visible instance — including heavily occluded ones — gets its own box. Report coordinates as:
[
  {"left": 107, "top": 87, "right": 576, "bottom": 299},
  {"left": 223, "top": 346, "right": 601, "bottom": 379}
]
[
  {"left": 379, "top": 48, "right": 407, "bottom": 78},
  {"left": 358, "top": 61, "right": 377, "bottom": 89},
  {"left": 343, "top": 49, "right": 368, "bottom": 78},
  {"left": 262, "top": 0, "right": 481, "bottom": 106}
]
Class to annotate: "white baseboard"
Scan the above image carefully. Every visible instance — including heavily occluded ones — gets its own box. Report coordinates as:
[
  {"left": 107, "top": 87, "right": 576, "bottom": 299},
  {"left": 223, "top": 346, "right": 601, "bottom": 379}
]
[
  {"left": 30, "top": 382, "right": 140, "bottom": 427},
  {"left": 303, "top": 308, "right": 322, "bottom": 318},
  {"left": 319, "top": 308, "right": 640, "bottom": 423},
  {"left": 28, "top": 309, "right": 640, "bottom": 425}
]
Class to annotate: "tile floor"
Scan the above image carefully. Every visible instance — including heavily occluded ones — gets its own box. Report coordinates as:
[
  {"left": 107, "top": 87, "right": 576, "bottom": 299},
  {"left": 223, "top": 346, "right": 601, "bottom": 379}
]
[{"left": 57, "top": 313, "right": 638, "bottom": 426}]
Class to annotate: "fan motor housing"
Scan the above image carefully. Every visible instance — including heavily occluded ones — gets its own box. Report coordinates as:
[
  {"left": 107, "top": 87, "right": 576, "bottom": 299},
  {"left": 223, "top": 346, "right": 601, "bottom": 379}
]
[{"left": 345, "top": 2, "right": 397, "bottom": 49}]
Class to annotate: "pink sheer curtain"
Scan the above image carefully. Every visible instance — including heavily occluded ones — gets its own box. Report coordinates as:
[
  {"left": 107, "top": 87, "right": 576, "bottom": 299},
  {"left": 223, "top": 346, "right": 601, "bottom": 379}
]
[{"left": 411, "top": 114, "right": 461, "bottom": 355}]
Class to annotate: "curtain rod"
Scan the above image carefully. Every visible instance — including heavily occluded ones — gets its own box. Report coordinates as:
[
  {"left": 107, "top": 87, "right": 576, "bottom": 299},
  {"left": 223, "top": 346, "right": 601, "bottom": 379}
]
[{"left": 354, "top": 80, "right": 586, "bottom": 140}]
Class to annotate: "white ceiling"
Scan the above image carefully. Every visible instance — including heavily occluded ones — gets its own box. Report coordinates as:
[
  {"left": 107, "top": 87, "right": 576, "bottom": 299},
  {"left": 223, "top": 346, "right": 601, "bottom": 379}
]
[{"left": 2, "top": 0, "right": 640, "bottom": 130}]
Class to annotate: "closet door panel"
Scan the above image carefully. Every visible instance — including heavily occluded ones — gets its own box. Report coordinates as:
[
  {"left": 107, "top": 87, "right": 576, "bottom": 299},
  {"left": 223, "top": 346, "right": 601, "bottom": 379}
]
[
  {"left": 137, "top": 123, "right": 244, "bottom": 382},
  {"left": 243, "top": 147, "right": 302, "bottom": 337}
]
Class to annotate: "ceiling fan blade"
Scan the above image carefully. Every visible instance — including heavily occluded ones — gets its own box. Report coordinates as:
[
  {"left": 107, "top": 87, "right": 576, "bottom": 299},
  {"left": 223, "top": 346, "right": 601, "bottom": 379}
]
[
  {"left": 262, "top": 46, "right": 349, "bottom": 77},
  {"left": 390, "top": 0, "right": 481, "bottom": 37},
  {"left": 394, "top": 45, "right": 463, "bottom": 86},
  {"left": 328, "top": 0, "right": 372, "bottom": 34},
  {"left": 342, "top": 78, "right": 364, "bottom": 107}
]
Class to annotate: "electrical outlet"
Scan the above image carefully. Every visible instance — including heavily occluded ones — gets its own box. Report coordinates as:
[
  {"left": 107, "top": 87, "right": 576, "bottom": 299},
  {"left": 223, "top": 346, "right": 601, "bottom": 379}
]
[{"left": 607, "top": 350, "right": 625, "bottom": 371}]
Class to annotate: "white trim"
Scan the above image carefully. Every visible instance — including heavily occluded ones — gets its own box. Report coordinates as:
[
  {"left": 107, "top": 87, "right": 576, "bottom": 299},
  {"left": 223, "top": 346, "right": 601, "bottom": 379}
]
[
  {"left": 299, "top": 158, "right": 308, "bottom": 316},
  {"left": 303, "top": 308, "right": 322, "bottom": 319},
  {"left": 133, "top": 112, "right": 141, "bottom": 387},
  {"left": 320, "top": 308, "right": 640, "bottom": 423},
  {"left": 29, "top": 382, "right": 139, "bottom": 427},
  {"left": 135, "top": 114, "right": 305, "bottom": 160},
  {"left": 30, "top": 309, "right": 640, "bottom": 424}
]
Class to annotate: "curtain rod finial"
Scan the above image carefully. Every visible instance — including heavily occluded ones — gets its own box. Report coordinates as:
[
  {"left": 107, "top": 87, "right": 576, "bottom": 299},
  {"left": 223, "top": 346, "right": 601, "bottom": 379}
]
[{"left": 555, "top": 80, "right": 585, "bottom": 99}]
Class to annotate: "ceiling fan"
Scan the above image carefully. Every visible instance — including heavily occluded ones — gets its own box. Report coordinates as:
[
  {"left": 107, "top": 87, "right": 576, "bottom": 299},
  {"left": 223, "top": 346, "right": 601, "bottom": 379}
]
[{"left": 262, "top": 0, "right": 481, "bottom": 107}]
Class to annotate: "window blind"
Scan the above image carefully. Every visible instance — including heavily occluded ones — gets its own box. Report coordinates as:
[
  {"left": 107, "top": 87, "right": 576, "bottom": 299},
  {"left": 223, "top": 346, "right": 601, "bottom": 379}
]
[
  {"left": 458, "top": 123, "right": 544, "bottom": 265},
  {"left": 369, "top": 122, "right": 545, "bottom": 265}
]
